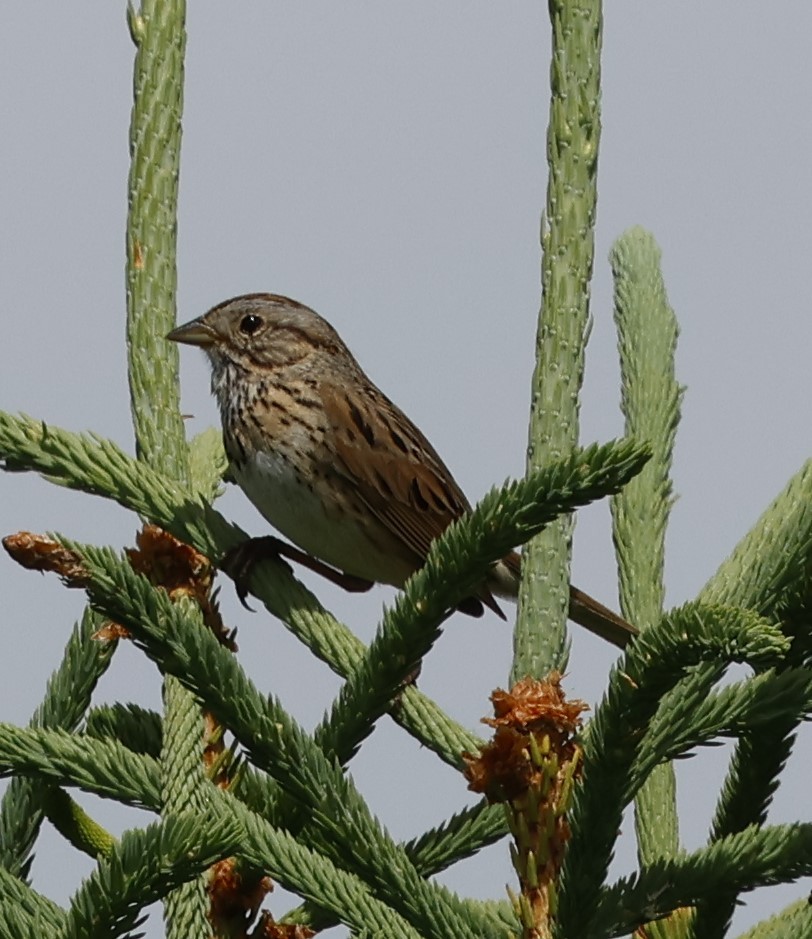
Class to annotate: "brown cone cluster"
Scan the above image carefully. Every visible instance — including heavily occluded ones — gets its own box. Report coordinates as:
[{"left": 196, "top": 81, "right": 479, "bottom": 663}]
[
  {"left": 125, "top": 524, "right": 235, "bottom": 650},
  {"left": 464, "top": 673, "right": 587, "bottom": 939},
  {"left": 253, "top": 916, "right": 315, "bottom": 939},
  {"left": 3, "top": 525, "right": 236, "bottom": 651},
  {"left": 2, "top": 531, "right": 90, "bottom": 586},
  {"left": 207, "top": 857, "right": 278, "bottom": 937}
]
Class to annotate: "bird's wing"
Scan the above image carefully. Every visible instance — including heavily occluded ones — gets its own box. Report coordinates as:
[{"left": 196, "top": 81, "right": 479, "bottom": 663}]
[{"left": 319, "top": 381, "right": 471, "bottom": 564}]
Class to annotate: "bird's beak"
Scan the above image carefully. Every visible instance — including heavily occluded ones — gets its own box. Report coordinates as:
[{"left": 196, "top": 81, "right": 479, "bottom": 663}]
[{"left": 167, "top": 318, "right": 218, "bottom": 348}]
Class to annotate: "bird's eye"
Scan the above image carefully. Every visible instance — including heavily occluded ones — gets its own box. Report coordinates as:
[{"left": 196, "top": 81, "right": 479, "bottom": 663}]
[{"left": 239, "top": 314, "right": 262, "bottom": 335}]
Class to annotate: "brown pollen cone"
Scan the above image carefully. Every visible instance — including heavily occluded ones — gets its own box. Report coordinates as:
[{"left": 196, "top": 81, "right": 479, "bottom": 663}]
[
  {"left": 253, "top": 913, "right": 316, "bottom": 939},
  {"left": 2, "top": 531, "right": 131, "bottom": 637},
  {"left": 3, "top": 526, "right": 236, "bottom": 650},
  {"left": 125, "top": 524, "right": 236, "bottom": 651},
  {"left": 463, "top": 673, "right": 587, "bottom": 939},
  {"left": 207, "top": 857, "right": 276, "bottom": 937},
  {"left": 128, "top": 526, "right": 240, "bottom": 789},
  {"left": 3, "top": 531, "right": 90, "bottom": 586}
]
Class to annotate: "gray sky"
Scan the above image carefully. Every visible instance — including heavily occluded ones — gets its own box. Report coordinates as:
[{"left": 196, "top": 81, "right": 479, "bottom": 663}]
[{"left": 2, "top": 4, "right": 811, "bottom": 936}]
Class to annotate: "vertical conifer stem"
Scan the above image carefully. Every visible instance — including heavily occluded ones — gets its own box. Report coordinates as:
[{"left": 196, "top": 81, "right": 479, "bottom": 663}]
[
  {"left": 515, "top": 0, "right": 603, "bottom": 680},
  {"left": 125, "top": 3, "right": 208, "bottom": 935}
]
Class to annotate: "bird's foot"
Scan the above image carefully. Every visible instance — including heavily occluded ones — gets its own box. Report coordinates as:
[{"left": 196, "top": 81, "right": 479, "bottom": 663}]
[{"left": 220, "top": 535, "right": 374, "bottom": 609}]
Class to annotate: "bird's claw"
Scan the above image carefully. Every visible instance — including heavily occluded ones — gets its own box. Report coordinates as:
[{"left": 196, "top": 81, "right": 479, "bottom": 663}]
[
  {"left": 235, "top": 580, "right": 254, "bottom": 612},
  {"left": 220, "top": 536, "right": 291, "bottom": 611},
  {"left": 220, "top": 535, "right": 374, "bottom": 608}
]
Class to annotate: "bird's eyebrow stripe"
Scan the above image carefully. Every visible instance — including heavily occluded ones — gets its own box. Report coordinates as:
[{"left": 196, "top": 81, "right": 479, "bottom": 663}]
[{"left": 209, "top": 292, "right": 311, "bottom": 313}]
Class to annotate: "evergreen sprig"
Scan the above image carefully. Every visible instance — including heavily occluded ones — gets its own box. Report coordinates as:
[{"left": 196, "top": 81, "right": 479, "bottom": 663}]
[
  {"left": 700, "top": 458, "right": 812, "bottom": 618},
  {"left": 0, "top": 724, "right": 161, "bottom": 811},
  {"left": 0, "top": 866, "right": 66, "bottom": 931},
  {"left": 213, "top": 789, "right": 427, "bottom": 939},
  {"left": 56, "top": 538, "right": 500, "bottom": 939},
  {"left": 83, "top": 703, "right": 163, "bottom": 758},
  {"left": 317, "top": 438, "right": 650, "bottom": 767},
  {"left": 0, "top": 607, "right": 115, "bottom": 880},
  {"left": 595, "top": 822, "right": 812, "bottom": 938},
  {"left": 638, "top": 667, "right": 812, "bottom": 775},
  {"left": 0, "top": 409, "right": 485, "bottom": 769},
  {"left": 404, "top": 798, "right": 507, "bottom": 877},
  {"left": 62, "top": 811, "right": 242, "bottom": 939},
  {"left": 283, "top": 798, "right": 513, "bottom": 934},
  {"left": 0, "top": 411, "right": 231, "bottom": 558},
  {"left": 736, "top": 897, "right": 812, "bottom": 939},
  {"left": 517, "top": 0, "right": 604, "bottom": 676},
  {"left": 610, "top": 227, "right": 683, "bottom": 629},
  {"left": 691, "top": 458, "right": 812, "bottom": 939},
  {"left": 610, "top": 227, "right": 685, "bottom": 939},
  {"left": 0, "top": 905, "right": 59, "bottom": 939},
  {"left": 556, "top": 602, "right": 789, "bottom": 937}
]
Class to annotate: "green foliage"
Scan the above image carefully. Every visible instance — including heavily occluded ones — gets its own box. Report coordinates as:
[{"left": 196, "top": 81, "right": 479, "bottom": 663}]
[
  {"left": 737, "top": 899, "right": 812, "bottom": 939},
  {"left": 0, "top": 608, "right": 114, "bottom": 880},
  {"left": 0, "top": 866, "right": 66, "bottom": 931},
  {"left": 596, "top": 823, "right": 812, "bottom": 938},
  {"left": 84, "top": 703, "right": 163, "bottom": 758},
  {"left": 2, "top": 3, "right": 811, "bottom": 939},
  {"left": 516, "top": 0, "right": 604, "bottom": 676},
  {"left": 64, "top": 811, "right": 242, "bottom": 939},
  {"left": 125, "top": 0, "right": 205, "bottom": 931},
  {"left": 0, "top": 723, "right": 161, "bottom": 811},
  {"left": 610, "top": 227, "right": 685, "bottom": 939}
]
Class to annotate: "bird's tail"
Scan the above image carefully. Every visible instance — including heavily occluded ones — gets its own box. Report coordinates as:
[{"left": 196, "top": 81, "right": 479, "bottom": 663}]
[{"left": 488, "top": 550, "right": 637, "bottom": 649}]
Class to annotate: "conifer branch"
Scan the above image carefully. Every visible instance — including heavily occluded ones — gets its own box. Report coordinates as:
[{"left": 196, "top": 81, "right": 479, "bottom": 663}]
[
  {"left": 212, "top": 789, "right": 428, "bottom": 939},
  {"left": 609, "top": 226, "right": 686, "bottom": 939},
  {"left": 518, "top": 0, "right": 605, "bottom": 676},
  {"left": 282, "top": 798, "right": 512, "bottom": 933},
  {"left": 56, "top": 538, "right": 500, "bottom": 939},
  {"left": 0, "top": 905, "right": 57, "bottom": 939},
  {"left": 0, "top": 608, "right": 114, "bottom": 880},
  {"left": 62, "top": 811, "right": 242, "bottom": 939},
  {"left": 319, "top": 438, "right": 649, "bottom": 768},
  {"left": 0, "top": 410, "right": 484, "bottom": 769},
  {"left": 736, "top": 897, "right": 812, "bottom": 939},
  {"left": 83, "top": 703, "right": 163, "bottom": 758},
  {"left": 0, "top": 867, "right": 65, "bottom": 930},
  {"left": 595, "top": 822, "right": 812, "bottom": 938},
  {"left": 0, "top": 724, "right": 161, "bottom": 810},
  {"left": 557, "top": 602, "right": 788, "bottom": 936},
  {"left": 690, "top": 458, "right": 812, "bottom": 939},
  {"left": 638, "top": 667, "right": 812, "bottom": 774}
]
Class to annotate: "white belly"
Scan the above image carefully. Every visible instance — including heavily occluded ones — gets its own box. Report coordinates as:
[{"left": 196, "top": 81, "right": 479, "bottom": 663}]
[{"left": 233, "top": 449, "right": 407, "bottom": 585}]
